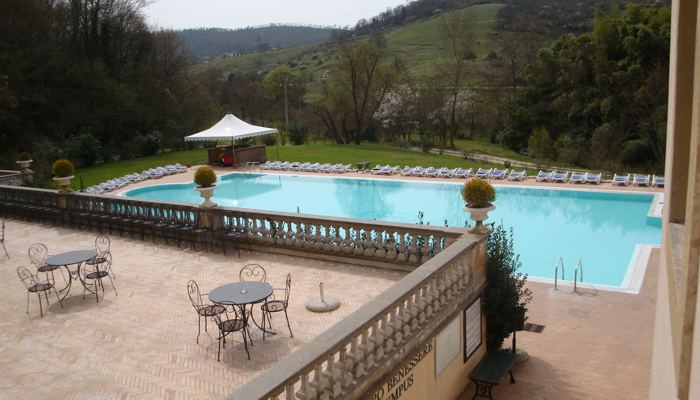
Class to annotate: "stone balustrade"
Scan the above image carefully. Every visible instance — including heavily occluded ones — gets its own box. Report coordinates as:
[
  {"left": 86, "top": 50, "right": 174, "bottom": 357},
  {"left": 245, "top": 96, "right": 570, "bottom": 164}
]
[{"left": 227, "top": 232, "right": 487, "bottom": 400}]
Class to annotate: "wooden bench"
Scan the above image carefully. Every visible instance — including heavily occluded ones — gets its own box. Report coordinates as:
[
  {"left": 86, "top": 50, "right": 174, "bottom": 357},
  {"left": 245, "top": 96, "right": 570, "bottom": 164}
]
[{"left": 468, "top": 350, "right": 516, "bottom": 399}]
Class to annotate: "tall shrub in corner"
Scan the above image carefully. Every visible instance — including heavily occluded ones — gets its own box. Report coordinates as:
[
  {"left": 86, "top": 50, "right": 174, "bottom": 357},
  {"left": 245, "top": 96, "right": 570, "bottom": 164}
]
[{"left": 483, "top": 224, "right": 533, "bottom": 350}]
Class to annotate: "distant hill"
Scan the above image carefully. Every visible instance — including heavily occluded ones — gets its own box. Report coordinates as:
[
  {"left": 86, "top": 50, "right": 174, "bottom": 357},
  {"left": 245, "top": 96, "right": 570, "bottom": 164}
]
[{"left": 176, "top": 24, "right": 340, "bottom": 61}]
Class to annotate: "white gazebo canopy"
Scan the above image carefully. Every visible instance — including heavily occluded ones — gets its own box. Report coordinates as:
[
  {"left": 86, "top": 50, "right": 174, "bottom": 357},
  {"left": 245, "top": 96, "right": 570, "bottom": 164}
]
[{"left": 184, "top": 113, "right": 277, "bottom": 142}]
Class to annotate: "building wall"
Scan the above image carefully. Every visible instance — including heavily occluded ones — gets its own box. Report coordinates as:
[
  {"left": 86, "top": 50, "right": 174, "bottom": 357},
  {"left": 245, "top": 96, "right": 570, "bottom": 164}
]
[{"left": 650, "top": 1, "right": 700, "bottom": 399}]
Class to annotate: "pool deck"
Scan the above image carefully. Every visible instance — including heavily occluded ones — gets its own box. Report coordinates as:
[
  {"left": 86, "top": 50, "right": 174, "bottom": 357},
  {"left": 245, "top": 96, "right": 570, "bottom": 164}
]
[
  {"left": 460, "top": 248, "right": 660, "bottom": 400},
  {"left": 0, "top": 219, "right": 403, "bottom": 399},
  {"left": 112, "top": 165, "right": 663, "bottom": 195}
]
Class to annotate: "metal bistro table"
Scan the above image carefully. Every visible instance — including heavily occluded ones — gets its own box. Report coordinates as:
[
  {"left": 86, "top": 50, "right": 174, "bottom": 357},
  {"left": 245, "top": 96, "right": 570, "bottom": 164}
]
[
  {"left": 44, "top": 249, "right": 97, "bottom": 301},
  {"left": 209, "top": 281, "right": 275, "bottom": 339},
  {"left": 355, "top": 161, "right": 371, "bottom": 173}
]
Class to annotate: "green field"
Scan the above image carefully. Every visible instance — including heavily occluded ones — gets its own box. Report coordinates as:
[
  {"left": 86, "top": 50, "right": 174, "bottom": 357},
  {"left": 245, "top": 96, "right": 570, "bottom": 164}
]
[
  {"left": 191, "top": 3, "right": 504, "bottom": 87},
  {"left": 72, "top": 143, "right": 508, "bottom": 188}
]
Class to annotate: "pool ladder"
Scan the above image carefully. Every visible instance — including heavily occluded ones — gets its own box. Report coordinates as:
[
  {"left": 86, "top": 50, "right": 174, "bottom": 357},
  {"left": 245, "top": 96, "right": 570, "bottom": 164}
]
[
  {"left": 243, "top": 161, "right": 259, "bottom": 174},
  {"left": 553, "top": 257, "right": 584, "bottom": 292}
]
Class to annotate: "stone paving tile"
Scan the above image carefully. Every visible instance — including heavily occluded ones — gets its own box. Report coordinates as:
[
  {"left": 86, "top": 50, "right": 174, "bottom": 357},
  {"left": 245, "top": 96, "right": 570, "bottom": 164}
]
[
  {"left": 0, "top": 219, "right": 403, "bottom": 399},
  {"left": 459, "top": 250, "right": 659, "bottom": 400}
]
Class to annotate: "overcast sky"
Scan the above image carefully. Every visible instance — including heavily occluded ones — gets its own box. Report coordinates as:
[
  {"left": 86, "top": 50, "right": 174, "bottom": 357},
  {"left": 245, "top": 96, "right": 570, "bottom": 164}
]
[{"left": 143, "top": 0, "right": 408, "bottom": 30}]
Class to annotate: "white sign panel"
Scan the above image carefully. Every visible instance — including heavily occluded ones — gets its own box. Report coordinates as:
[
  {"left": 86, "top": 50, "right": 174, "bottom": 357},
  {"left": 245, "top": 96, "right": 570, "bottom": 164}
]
[
  {"left": 464, "top": 297, "right": 482, "bottom": 361},
  {"left": 435, "top": 314, "right": 461, "bottom": 377}
]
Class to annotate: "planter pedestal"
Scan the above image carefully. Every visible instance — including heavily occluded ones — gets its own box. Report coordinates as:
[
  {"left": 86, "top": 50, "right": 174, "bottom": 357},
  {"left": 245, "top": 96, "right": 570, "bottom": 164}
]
[
  {"left": 53, "top": 175, "right": 74, "bottom": 192},
  {"left": 195, "top": 185, "right": 217, "bottom": 207},
  {"left": 463, "top": 204, "right": 495, "bottom": 234}
]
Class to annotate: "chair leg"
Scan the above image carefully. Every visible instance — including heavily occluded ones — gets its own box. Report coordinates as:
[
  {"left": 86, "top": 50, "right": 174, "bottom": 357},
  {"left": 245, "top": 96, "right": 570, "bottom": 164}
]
[
  {"left": 1, "top": 241, "right": 8, "bottom": 258},
  {"left": 196, "top": 316, "right": 201, "bottom": 344},
  {"left": 37, "top": 293, "right": 43, "bottom": 317},
  {"left": 54, "top": 287, "right": 63, "bottom": 309},
  {"left": 217, "top": 336, "right": 222, "bottom": 362},
  {"left": 107, "top": 275, "right": 117, "bottom": 295},
  {"left": 26, "top": 292, "right": 30, "bottom": 314},
  {"left": 242, "top": 329, "right": 250, "bottom": 360},
  {"left": 284, "top": 309, "right": 293, "bottom": 338}
]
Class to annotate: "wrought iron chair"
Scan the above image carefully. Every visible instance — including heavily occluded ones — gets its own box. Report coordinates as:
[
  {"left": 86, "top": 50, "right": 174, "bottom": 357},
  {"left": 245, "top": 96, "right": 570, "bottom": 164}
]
[
  {"left": 17, "top": 266, "right": 63, "bottom": 317},
  {"left": 187, "top": 280, "right": 226, "bottom": 344},
  {"left": 28, "top": 243, "right": 62, "bottom": 285},
  {"left": 85, "top": 235, "right": 113, "bottom": 278},
  {"left": 261, "top": 273, "right": 293, "bottom": 339},
  {"left": 82, "top": 252, "right": 117, "bottom": 303},
  {"left": 0, "top": 220, "right": 8, "bottom": 258},
  {"left": 212, "top": 306, "right": 250, "bottom": 361},
  {"left": 239, "top": 264, "right": 266, "bottom": 282}
]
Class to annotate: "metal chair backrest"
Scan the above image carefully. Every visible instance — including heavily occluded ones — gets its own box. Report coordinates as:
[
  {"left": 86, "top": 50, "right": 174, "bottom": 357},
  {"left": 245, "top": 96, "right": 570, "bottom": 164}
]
[
  {"left": 239, "top": 264, "right": 266, "bottom": 282},
  {"left": 17, "top": 266, "right": 39, "bottom": 290},
  {"left": 27, "top": 243, "right": 48, "bottom": 269},
  {"left": 95, "top": 235, "right": 111, "bottom": 254},
  {"left": 97, "top": 251, "right": 112, "bottom": 271},
  {"left": 187, "top": 280, "right": 204, "bottom": 310},
  {"left": 282, "top": 273, "right": 292, "bottom": 304}
]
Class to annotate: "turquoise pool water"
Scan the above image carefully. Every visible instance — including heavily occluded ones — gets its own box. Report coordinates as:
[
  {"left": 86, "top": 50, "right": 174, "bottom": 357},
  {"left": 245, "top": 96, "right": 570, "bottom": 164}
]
[{"left": 125, "top": 173, "right": 661, "bottom": 288}]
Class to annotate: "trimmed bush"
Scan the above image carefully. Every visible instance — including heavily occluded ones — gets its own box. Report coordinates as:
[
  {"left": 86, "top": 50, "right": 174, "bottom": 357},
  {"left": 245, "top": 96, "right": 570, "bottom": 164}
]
[
  {"left": 461, "top": 178, "right": 496, "bottom": 208},
  {"left": 194, "top": 166, "right": 217, "bottom": 187},
  {"left": 18, "top": 152, "right": 32, "bottom": 161},
  {"left": 52, "top": 159, "right": 74, "bottom": 177}
]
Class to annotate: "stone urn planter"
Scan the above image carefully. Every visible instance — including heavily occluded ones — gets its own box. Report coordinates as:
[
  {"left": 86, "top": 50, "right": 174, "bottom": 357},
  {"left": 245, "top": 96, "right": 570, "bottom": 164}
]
[
  {"left": 195, "top": 185, "right": 217, "bottom": 207},
  {"left": 53, "top": 175, "right": 74, "bottom": 192},
  {"left": 16, "top": 159, "right": 33, "bottom": 172},
  {"left": 463, "top": 204, "right": 495, "bottom": 234}
]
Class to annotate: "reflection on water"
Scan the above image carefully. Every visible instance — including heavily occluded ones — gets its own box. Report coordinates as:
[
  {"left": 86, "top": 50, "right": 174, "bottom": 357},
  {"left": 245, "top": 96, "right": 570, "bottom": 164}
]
[{"left": 126, "top": 174, "right": 661, "bottom": 287}]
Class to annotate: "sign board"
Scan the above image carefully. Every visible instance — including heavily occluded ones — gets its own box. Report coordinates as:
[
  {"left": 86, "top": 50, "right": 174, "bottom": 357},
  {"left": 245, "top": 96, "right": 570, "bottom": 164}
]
[
  {"left": 435, "top": 314, "right": 461, "bottom": 377},
  {"left": 368, "top": 340, "right": 434, "bottom": 400},
  {"left": 464, "top": 297, "right": 482, "bottom": 362}
]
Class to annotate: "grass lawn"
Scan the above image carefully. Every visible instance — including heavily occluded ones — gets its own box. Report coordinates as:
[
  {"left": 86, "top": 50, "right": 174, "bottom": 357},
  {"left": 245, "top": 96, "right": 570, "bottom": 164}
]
[{"left": 73, "top": 143, "right": 508, "bottom": 187}]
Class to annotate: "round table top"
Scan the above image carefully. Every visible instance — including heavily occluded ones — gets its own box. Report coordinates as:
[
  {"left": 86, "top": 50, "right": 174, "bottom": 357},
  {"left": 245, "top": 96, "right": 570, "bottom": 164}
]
[
  {"left": 209, "top": 281, "right": 273, "bottom": 305},
  {"left": 46, "top": 249, "right": 97, "bottom": 267}
]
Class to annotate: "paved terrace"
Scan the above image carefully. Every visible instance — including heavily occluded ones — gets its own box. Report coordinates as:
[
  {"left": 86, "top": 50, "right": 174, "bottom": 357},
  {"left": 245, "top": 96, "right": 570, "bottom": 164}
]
[{"left": 0, "top": 219, "right": 403, "bottom": 399}]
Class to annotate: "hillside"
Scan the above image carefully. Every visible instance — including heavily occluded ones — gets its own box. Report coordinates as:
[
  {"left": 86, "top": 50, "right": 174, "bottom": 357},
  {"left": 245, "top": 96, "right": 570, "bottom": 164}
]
[
  {"left": 177, "top": 24, "right": 338, "bottom": 60},
  {"left": 190, "top": 3, "right": 504, "bottom": 86}
]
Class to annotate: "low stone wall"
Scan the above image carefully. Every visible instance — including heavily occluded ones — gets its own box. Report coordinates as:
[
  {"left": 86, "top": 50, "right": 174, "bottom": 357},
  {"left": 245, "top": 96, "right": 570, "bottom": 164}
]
[{"left": 0, "top": 170, "right": 24, "bottom": 186}]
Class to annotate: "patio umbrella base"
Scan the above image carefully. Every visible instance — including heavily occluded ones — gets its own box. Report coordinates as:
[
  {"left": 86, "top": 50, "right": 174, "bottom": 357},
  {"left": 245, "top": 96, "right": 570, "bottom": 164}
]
[{"left": 306, "top": 297, "right": 340, "bottom": 313}]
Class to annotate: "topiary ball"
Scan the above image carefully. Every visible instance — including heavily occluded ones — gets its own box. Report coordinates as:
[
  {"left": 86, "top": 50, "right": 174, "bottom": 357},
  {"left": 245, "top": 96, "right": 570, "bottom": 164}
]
[
  {"left": 52, "top": 159, "right": 75, "bottom": 178},
  {"left": 18, "top": 152, "right": 32, "bottom": 161},
  {"left": 461, "top": 178, "right": 496, "bottom": 208},
  {"left": 194, "top": 166, "right": 217, "bottom": 187}
]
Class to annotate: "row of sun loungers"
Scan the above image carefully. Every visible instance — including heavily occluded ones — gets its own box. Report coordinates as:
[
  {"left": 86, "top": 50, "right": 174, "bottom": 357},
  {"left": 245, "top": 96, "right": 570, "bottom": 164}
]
[
  {"left": 611, "top": 174, "right": 665, "bottom": 187},
  {"left": 260, "top": 161, "right": 351, "bottom": 173},
  {"left": 535, "top": 170, "right": 665, "bottom": 186},
  {"left": 84, "top": 164, "right": 187, "bottom": 194}
]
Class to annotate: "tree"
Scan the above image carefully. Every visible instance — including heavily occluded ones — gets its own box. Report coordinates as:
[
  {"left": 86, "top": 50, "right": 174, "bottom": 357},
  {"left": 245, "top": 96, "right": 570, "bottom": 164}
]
[
  {"left": 437, "top": 9, "right": 475, "bottom": 149},
  {"left": 316, "top": 35, "right": 398, "bottom": 144},
  {"left": 483, "top": 224, "right": 533, "bottom": 350},
  {"left": 528, "top": 126, "right": 556, "bottom": 160}
]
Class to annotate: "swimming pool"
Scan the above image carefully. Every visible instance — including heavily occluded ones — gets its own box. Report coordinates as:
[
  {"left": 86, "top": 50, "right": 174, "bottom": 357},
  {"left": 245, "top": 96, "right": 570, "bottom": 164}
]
[{"left": 125, "top": 173, "right": 661, "bottom": 290}]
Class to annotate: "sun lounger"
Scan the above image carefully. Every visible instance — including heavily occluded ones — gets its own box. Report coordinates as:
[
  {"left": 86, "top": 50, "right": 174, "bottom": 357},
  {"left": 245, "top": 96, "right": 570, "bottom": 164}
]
[
  {"left": 437, "top": 167, "right": 455, "bottom": 178},
  {"left": 423, "top": 167, "right": 439, "bottom": 177},
  {"left": 376, "top": 165, "right": 399, "bottom": 175},
  {"left": 320, "top": 163, "right": 332, "bottom": 173},
  {"left": 507, "top": 170, "right": 526, "bottom": 181},
  {"left": 612, "top": 173, "right": 630, "bottom": 186},
  {"left": 289, "top": 162, "right": 302, "bottom": 171},
  {"left": 633, "top": 174, "right": 650, "bottom": 186},
  {"left": 551, "top": 171, "right": 569, "bottom": 183},
  {"left": 370, "top": 164, "right": 386, "bottom": 174},
  {"left": 411, "top": 166, "right": 426, "bottom": 176},
  {"left": 400, "top": 166, "right": 413, "bottom": 176},
  {"left": 489, "top": 169, "right": 508, "bottom": 179},
  {"left": 333, "top": 164, "right": 350, "bottom": 173},
  {"left": 652, "top": 175, "right": 664, "bottom": 187},
  {"left": 475, "top": 168, "right": 492, "bottom": 179},
  {"left": 305, "top": 162, "right": 320, "bottom": 172},
  {"left": 569, "top": 171, "right": 585, "bottom": 183},
  {"left": 453, "top": 168, "right": 471, "bottom": 179},
  {"left": 536, "top": 170, "right": 553, "bottom": 182},
  {"left": 586, "top": 172, "right": 602, "bottom": 184}
]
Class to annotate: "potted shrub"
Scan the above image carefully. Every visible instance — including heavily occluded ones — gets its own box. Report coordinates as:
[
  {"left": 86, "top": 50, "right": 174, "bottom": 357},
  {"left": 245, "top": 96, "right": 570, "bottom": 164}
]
[
  {"left": 52, "top": 159, "right": 75, "bottom": 192},
  {"left": 461, "top": 178, "right": 496, "bottom": 234},
  {"left": 194, "top": 166, "right": 217, "bottom": 207},
  {"left": 16, "top": 152, "right": 33, "bottom": 171}
]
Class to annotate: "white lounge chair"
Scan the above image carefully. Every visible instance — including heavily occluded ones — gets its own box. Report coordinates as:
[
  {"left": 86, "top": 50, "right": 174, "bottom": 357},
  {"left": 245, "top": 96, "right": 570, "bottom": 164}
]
[
  {"left": 377, "top": 165, "right": 399, "bottom": 175},
  {"left": 652, "top": 175, "right": 665, "bottom": 187},
  {"left": 612, "top": 174, "right": 630, "bottom": 186},
  {"left": 411, "top": 166, "right": 426, "bottom": 176},
  {"left": 437, "top": 167, "right": 455, "bottom": 178},
  {"left": 633, "top": 174, "right": 650, "bottom": 186},
  {"left": 306, "top": 162, "right": 321, "bottom": 172},
  {"left": 453, "top": 168, "right": 472, "bottom": 179},
  {"left": 551, "top": 171, "right": 569, "bottom": 183},
  {"left": 423, "top": 167, "right": 438, "bottom": 177},
  {"left": 400, "top": 166, "right": 413, "bottom": 176},
  {"left": 489, "top": 168, "right": 508, "bottom": 179},
  {"left": 370, "top": 164, "right": 385, "bottom": 174},
  {"left": 320, "top": 163, "right": 332, "bottom": 173},
  {"left": 586, "top": 172, "right": 602, "bottom": 184},
  {"left": 508, "top": 170, "right": 526, "bottom": 181},
  {"left": 475, "top": 168, "right": 492, "bottom": 179},
  {"left": 536, "top": 170, "right": 553, "bottom": 182},
  {"left": 332, "top": 164, "right": 350, "bottom": 173},
  {"left": 289, "top": 162, "right": 302, "bottom": 171},
  {"left": 570, "top": 171, "right": 586, "bottom": 183}
]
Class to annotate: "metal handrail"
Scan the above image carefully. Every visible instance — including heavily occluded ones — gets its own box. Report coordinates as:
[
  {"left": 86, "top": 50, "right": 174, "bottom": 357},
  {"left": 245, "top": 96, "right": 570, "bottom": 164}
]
[
  {"left": 243, "top": 161, "right": 259, "bottom": 174},
  {"left": 554, "top": 256, "right": 564, "bottom": 290},
  {"left": 574, "top": 259, "right": 583, "bottom": 292}
]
